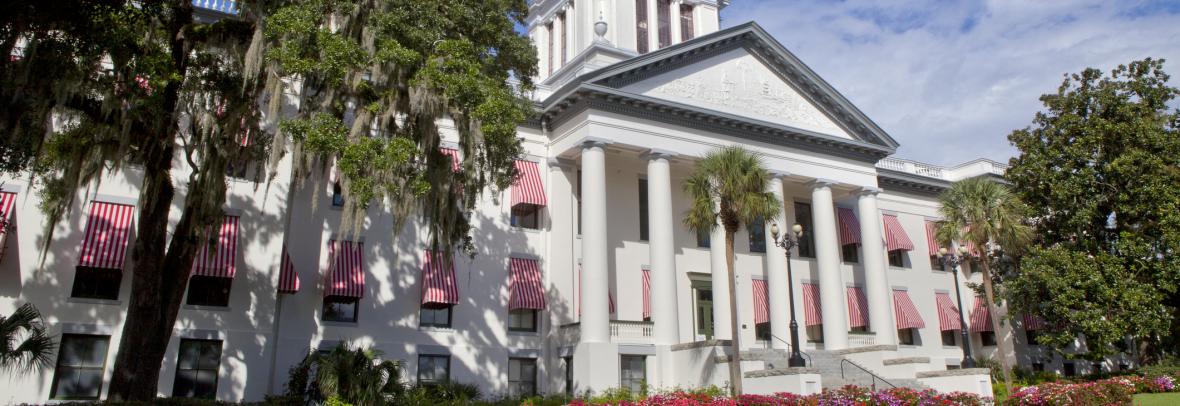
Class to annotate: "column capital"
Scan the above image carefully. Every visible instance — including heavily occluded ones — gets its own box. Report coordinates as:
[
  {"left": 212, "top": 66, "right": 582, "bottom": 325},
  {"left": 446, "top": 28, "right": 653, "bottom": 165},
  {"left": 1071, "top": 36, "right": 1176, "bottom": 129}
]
[
  {"left": 767, "top": 170, "right": 790, "bottom": 179},
  {"left": 642, "top": 149, "right": 677, "bottom": 161},
  {"left": 809, "top": 178, "right": 840, "bottom": 189},
  {"left": 858, "top": 186, "right": 883, "bottom": 196},
  {"left": 548, "top": 157, "right": 577, "bottom": 169},
  {"left": 581, "top": 137, "right": 612, "bottom": 149}
]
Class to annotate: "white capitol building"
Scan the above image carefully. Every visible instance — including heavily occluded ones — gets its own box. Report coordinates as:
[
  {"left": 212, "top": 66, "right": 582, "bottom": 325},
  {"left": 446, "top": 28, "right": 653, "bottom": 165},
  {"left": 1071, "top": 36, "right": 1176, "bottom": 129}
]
[{"left": 0, "top": 0, "right": 1134, "bottom": 402}]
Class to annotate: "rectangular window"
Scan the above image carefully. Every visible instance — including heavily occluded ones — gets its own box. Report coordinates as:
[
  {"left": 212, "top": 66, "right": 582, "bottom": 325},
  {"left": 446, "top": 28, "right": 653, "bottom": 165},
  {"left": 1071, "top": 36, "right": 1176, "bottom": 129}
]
[
  {"left": 71, "top": 267, "right": 122, "bottom": 300},
  {"left": 898, "top": 328, "right": 917, "bottom": 345},
  {"left": 546, "top": 22, "right": 554, "bottom": 76},
  {"left": 793, "top": 202, "right": 815, "bottom": 258},
  {"left": 620, "top": 355, "right": 647, "bottom": 393},
  {"left": 657, "top": 0, "right": 672, "bottom": 48},
  {"left": 851, "top": 325, "right": 869, "bottom": 333},
  {"left": 508, "top": 358, "right": 538, "bottom": 398},
  {"left": 1063, "top": 362, "right": 1076, "bottom": 377},
  {"left": 680, "top": 4, "right": 695, "bottom": 41},
  {"left": 696, "top": 227, "right": 711, "bottom": 248},
  {"left": 576, "top": 170, "right": 582, "bottom": 235},
  {"left": 806, "top": 324, "right": 824, "bottom": 343},
  {"left": 331, "top": 182, "right": 344, "bottom": 207},
  {"left": 511, "top": 204, "right": 540, "bottom": 229},
  {"left": 508, "top": 309, "right": 538, "bottom": 332},
  {"left": 930, "top": 255, "right": 943, "bottom": 271},
  {"left": 888, "top": 250, "right": 908, "bottom": 268},
  {"left": 842, "top": 244, "right": 860, "bottom": 263},
  {"left": 559, "top": 12, "right": 567, "bottom": 65},
  {"left": 947, "top": 364, "right": 961, "bottom": 370},
  {"left": 638, "top": 179, "right": 649, "bottom": 241},
  {"left": 420, "top": 304, "right": 453, "bottom": 328},
  {"left": 979, "top": 331, "right": 997, "bottom": 346},
  {"left": 755, "top": 322, "right": 771, "bottom": 341},
  {"left": 186, "top": 276, "right": 232, "bottom": 307},
  {"left": 635, "top": 0, "right": 649, "bottom": 54},
  {"left": 51, "top": 334, "right": 110, "bottom": 400},
  {"left": 1026, "top": 330, "right": 1041, "bottom": 346},
  {"left": 417, "top": 354, "right": 451, "bottom": 384},
  {"left": 941, "top": 330, "right": 957, "bottom": 346},
  {"left": 173, "top": 339, "right": 222, "bottom": 399},
  {"left": 323, "top": 296, "right": 359, "bottom": 322},
  {"left": 748, "top": 216, "right": 766, "bottom": 253},
  {"left": 1032, "top": 362, "right": 1044, "bottom": 372},
  {"left": 563, "top": 357, "right": 574, "bottom": 395}
]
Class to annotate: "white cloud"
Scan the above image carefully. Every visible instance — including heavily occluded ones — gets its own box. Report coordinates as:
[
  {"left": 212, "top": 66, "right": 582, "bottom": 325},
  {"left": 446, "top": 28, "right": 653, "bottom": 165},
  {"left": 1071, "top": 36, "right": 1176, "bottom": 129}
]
[{"left": 721, "top": 0, "right": 1180, "bottom": 165}]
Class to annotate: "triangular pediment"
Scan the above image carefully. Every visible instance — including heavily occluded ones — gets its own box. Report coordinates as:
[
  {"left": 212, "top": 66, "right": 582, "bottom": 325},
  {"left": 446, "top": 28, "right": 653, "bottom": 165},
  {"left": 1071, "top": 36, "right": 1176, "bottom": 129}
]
[{"left": 620, "top": 47, "right": 854, "bottom": 140}]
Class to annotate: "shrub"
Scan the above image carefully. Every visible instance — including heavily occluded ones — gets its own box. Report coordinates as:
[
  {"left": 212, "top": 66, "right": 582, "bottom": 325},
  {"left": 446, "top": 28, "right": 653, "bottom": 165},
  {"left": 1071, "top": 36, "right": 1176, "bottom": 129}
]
[{"left": 566, "top": 385, "right": 990, "bottom": 405}]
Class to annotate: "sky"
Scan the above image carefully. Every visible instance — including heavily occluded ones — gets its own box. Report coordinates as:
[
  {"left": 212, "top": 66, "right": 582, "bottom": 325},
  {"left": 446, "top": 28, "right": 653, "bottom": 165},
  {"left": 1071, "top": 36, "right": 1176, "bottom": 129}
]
[{"left": 719, "top": 0, "right": 1180, "bottom": 166}]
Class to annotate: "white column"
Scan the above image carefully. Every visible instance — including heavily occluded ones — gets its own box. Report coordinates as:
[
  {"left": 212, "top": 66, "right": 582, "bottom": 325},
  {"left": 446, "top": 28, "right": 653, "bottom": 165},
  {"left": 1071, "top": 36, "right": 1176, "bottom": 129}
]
[
  {"left": 580, "top": 141, "right": 610, "bottom": 344},
  {"left": 670, "top": 0, "right": 683, "bottom": 45},
  {"left": 811, "top": 179, "right": 848, "bottom": 349},
  {"left": 709, "top": 206, "right": 732, "bottom": 340},
  {"left": 646, "top": 151, "right": 679, "bottom": 345},
  {"left": 646, "top": 0, "right": 659, "bottom": 51},
  {"left": 857, "top": 187, "right": 895, "bottom": 345},
  {"left": 764, "top": 175, "right": 790, "bottom": 349}
]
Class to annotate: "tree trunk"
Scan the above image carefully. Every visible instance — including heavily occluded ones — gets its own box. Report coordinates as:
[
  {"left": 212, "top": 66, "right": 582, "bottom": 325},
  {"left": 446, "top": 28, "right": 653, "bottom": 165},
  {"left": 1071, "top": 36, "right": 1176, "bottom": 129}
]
[
  {"left": 723, "top": 220, "right": 743, "bottom": 396},
  {"left": 979, "top": 260, "right": 1013, "bottom": 392}
]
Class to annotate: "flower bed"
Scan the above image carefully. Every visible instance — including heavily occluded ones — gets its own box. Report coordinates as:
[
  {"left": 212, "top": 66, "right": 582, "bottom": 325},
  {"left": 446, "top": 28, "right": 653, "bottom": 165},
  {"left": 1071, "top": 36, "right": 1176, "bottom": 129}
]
[
  {"left": 566, "top": 385, "right": 990, "bottom": 405},
  {"left": 1007, "top": 375, "right": 1178, "bottom": 405}
]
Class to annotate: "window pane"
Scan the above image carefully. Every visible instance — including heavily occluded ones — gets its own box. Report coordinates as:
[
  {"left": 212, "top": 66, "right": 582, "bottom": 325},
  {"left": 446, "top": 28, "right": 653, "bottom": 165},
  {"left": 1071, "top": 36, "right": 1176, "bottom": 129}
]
[
  {"left": 177, "top": 342, "right": 201, "bottom": 370},
  {"left": 509, "top": 359, "right": 521, "bottom": 381},
  {"left": 639, "top": 179, "right": 649, "bottom": 241},
  {"left": 748, "top": 216, "right": 765, "bottom": 253},
  {"left": 794, "top": 203, "right": 815, "bottom": 258},
  {"left": 194, "top": 370, "right": 218, "bottom": 398},
  {"left": 198, "top": 342, "right": 222, "bottom": 370},
  {"left": 186, "top": 276, "right": 232, "bottom": 307},
  {"left": 174, "top": 370, "right": 197, "bottom": 398}
]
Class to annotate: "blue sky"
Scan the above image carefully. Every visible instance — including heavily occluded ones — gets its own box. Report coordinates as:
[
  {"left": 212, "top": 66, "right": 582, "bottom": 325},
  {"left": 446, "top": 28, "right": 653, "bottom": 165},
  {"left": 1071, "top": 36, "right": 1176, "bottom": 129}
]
[{"left": 719, "top": 0, "right": 1180, "bottom": 165}]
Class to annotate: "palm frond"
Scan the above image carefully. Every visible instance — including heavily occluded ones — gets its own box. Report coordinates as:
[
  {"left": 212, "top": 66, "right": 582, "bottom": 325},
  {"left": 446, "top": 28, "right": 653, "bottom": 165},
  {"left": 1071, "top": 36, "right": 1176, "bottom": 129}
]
[{"left": 0, "top": 303, "right": 57, "bottom": 373}]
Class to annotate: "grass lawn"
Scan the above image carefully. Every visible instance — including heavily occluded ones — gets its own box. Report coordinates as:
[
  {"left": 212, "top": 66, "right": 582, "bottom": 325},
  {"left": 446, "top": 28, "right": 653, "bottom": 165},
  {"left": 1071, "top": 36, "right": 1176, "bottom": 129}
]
[{"left": 1133, "top": 392, "right": 1180, "bottom": 405}]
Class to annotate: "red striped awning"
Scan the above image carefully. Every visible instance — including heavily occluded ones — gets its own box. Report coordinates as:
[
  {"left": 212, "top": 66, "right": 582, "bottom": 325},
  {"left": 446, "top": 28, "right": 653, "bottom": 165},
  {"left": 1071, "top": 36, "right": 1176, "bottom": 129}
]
[
  {"left": 752, "top": 279, "right": 770, "bottom": 325},
  {"left": 76, "top": 201, "right": 135, "bottom": 270},
  {"left": 509, "top": 258, "right": 546, "bottom": 310},
  {"left": 935, "top": 292, "right": 962, "bottom": 331},
  {"left": 925, "top": 221, "right": 943, "bottom": 256},
  {"left": 577, "top": 267, "right": 615, "bottom": 316},
  {"left": 802, "top": 283, "right": 822, "bottom": 326},
  {"left": 642, "top": 269, "right": 651, "bottom": 319},
  {"left": 191, "top": 216, "right": 239, "bottom": 278},
  {"left": 847, "top": 286, "right": 869, "bottom": 328},
  {"left": 0, "top": 192, "right": 16, "bottom": 261},
  {"left": 837, "top": 208, "right": 861, "bottom": 246},
  {"left": 892, "top": 290, "right": 925, "bottom": 329},
  {"left": 961, "top": 225, "right": 981, "bottom": 257},
  {"left": 278, "top": 246, "right": 300, "bottom": 294},
  {"left": 1023, "top": 314, "right": 1047, "bottom": 331},
  {"left": 882, "top": 214, "right": 915, "bottom": 251},
  {"left": 511, "top": 160, "right": 547, "bottom": 207},
  {"left": 441, "top": 148, "right": 460, "bottom": 172},
  {"left": 324, "top": 240, "right": 365, "bottom": 298},
  {"left": 421, "top": 251, "right": 459, "bottom": 306},
  {"left": 969, "top": 296, "right": 992, "bottom": 332}
]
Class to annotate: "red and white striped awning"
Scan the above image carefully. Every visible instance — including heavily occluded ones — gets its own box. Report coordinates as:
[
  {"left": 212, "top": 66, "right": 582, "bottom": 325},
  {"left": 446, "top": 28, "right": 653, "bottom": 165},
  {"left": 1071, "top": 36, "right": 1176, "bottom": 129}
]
[
  {"left": 642, "top": 269, "right": 651, "bottom": 319},
  {"left": 324, "top": 240, "right": 365, "bottom": 298},
  {"left": 511, "top": 160, "right": 547, "bottom": 207},
  {"left": 0, "top": 192, "right": 16, "bottom": 261},
  {"left": 882, "top": 214, "right": 915, "bottom": 251},
  {"left": 441, "top": 148, "right": 461, "bottom": 172},
  {"left": 847, "top": 286, "right": 869, "bottom": 328},
  {"left": 752, "top": 279, "right": 770, "bottom": 325},
  {"left": 577, "top": 267, "right": 615, "bottom": 316},
  {"left": 935, "top": 292, "right": 962, "bottom": 331},
  {"left": 76, "top": 201, "right": 135, "bottom": 270},
  {"left": 837, "top": 208, "right": 861, "bottom": 246},
  {"left": 278, "top": 246, "right": 300, "bottom": 294},
  {"left": 969, "top": 296, "right": 992, "bottom": 332},
  {"left": 508, "top": 258, "right": 546, "bottom": 310},
  {"left": 421, "top": 251, "right": 459, "bottom": 306},
  {"left": 1023, "top": 314, "right": 1047, "bottom": 331},
  {"left": 925, "top": 221, "right": 942, "bottom": 256},
  {"left": 802, "top": 283, "right": 822, "bottom": 326},
  {"left": 191, "top": 216, "right": 239, "bottom": 278},
  {"left": 892, "top": 290, "right": 926, "bottom": 329}
]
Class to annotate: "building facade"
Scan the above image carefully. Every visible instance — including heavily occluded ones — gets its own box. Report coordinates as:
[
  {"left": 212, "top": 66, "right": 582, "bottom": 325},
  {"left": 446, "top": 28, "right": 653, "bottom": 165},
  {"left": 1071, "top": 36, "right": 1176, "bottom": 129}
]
[{"left": 0, "top": 0, "right": 1132, "bottom": 403}]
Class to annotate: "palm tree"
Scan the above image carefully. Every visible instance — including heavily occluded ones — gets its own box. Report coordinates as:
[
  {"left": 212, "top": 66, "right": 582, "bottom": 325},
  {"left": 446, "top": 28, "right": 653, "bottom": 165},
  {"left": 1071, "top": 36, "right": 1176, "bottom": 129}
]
[
  {"left": 287, "top": 343, "right": 403, "bottom": 405},
  {"left": 683, "top": 146, "right": 781, "bottom": 396},
  {"left": 0, "top": 303, "right": 56, "bottom": 373},
  {"left": 936, "top": 177, "right": 1031, "bottom": 392}
]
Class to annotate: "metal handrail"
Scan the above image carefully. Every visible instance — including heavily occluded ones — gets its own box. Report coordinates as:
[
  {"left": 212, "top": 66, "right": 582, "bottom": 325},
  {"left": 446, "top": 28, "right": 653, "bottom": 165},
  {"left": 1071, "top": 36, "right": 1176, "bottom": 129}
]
[
  {"left": 840, "top": 359, "right": 896, "bottom": 391},
  {"left": 768, "top": 333, "right": 812, "bottom": 367}
]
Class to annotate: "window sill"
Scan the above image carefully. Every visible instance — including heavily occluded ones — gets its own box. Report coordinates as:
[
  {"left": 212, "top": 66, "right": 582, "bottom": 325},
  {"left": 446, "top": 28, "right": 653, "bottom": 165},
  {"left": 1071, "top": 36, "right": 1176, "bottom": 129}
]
[
  {"left": 67, "top": 297, "right": 122, "bottom": 306},
  {"left": 419, "top": 326, "right": 454, "bottom": 333},
  {"left": 508, "top": 330, "right": 541, "bottom": 337},
  {"left": 889, "top": 267, "right": 911, "bottom": 271},
  {"left": 322, "top": 320, "right": 359, "bottom": 327},
  {"left": 512, "top": 226, "right": 543, "bottom": 233},
  {"left": 183, "top": 305, "right": 232, "bottom": 312},
  {"left": 943, "top": 346, "right": 962, "bottom": 350}
]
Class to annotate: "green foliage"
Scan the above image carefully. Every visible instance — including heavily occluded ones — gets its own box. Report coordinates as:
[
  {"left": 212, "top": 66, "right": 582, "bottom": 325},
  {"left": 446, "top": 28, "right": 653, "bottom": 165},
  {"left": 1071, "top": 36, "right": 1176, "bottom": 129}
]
[
  {"left": 396, "top": 380, "right": 483, "bottom": 405},
  {"left": 1143, "top": 356, "right": 1180, "bottom": 379},
  {"left": 682, "top": 146, "right": 782, "bottom": 237},
  {"left": 1005, "top": 58, "right": 1180, "bottom": 361},
  {"left": 285, "top": 343, "right": 402, "bottom": 405},
  {"left": 0, "top": 303, "right": 56, "bottom": 373}
]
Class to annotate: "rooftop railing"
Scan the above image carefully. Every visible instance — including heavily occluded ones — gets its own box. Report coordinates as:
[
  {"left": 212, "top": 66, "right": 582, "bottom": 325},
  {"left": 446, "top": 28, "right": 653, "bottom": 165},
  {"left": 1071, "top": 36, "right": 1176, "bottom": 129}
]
[
  {"left": 193, "top": 0, "right": 238, "bottom": 15},
  {"left": 877, "top": 157, "right": 1009, "bottom": 180}
]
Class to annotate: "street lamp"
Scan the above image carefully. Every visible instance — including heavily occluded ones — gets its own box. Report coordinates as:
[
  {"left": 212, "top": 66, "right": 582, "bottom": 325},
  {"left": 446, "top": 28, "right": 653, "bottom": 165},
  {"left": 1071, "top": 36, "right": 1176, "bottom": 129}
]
[
  {"left": 939, "top": 246, "right": 976, "bottom": 368},
  {"left": 770, "top": 223, "right": 807, "bottom": 368}
]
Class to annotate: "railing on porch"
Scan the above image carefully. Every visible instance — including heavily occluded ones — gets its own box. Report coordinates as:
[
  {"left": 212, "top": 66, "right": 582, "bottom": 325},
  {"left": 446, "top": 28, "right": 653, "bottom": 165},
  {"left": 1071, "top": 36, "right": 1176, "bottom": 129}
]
[
  {"left": 847, "top": 332, "right": 878, "bottom": 348},
  {"left": 558, "top": 321, "right": 655, "bottom": 346}
]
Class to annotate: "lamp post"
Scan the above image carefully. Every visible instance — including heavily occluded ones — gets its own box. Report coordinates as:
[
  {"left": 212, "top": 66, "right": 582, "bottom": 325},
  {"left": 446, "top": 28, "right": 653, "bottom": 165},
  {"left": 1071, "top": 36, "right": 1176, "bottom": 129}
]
[
  {"left": 770, "top": 223, "right": 807, "bottom": 368},
  {"left": 940, "top": 246, "right": 976, "bottom": 368}
]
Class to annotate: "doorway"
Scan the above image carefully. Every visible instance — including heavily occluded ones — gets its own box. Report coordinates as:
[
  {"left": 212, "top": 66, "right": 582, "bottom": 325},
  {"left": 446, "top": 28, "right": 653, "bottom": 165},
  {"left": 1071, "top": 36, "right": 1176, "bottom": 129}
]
[{"left": 692, "top": 280, "right": 714, "bottom": 340}]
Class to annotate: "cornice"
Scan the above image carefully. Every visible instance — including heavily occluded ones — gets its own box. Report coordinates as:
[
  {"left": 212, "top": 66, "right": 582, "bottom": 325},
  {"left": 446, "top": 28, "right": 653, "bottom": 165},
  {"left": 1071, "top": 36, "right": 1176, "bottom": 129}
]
[{"left": 877, "top": 168, "right": 950, "bottom": 197}]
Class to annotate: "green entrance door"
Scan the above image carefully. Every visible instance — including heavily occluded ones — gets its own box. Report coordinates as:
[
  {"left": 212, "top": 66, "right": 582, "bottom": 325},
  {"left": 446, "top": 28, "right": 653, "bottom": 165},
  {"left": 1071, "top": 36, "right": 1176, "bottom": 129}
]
[{"left": 692, "top": 281, "right": 714, "bottom": 339}]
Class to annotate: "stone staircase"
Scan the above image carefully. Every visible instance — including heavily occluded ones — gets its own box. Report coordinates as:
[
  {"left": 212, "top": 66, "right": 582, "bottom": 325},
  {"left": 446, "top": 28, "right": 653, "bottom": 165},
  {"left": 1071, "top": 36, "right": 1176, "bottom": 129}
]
[{"left": 727, "top": 347, "right": 931, "bottom": 391}]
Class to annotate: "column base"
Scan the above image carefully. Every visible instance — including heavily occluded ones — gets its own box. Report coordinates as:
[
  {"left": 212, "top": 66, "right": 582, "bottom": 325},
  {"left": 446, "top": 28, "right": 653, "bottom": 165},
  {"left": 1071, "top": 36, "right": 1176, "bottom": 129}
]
[{"left": 573, "top": 341, "right": 620, "bottom": 394}]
